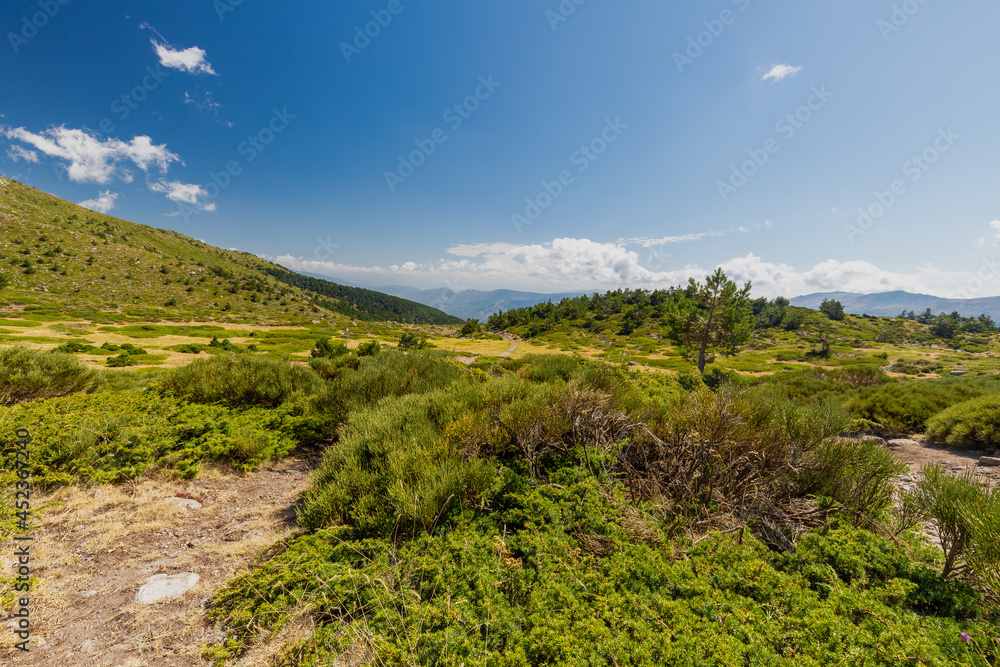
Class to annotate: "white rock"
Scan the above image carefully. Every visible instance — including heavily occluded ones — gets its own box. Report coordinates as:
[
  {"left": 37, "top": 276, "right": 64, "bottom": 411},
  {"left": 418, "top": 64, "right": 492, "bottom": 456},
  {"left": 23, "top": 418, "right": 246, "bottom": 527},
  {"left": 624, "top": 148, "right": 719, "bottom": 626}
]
[
  {"left": 163, "top": 497, "right": 202, "bottom": 510},
  {"left": 135, "top": 573, "right": 200, "bottom": 605},
  {"left": 888, "top": 439, "right": 920, "bottom": 447}
]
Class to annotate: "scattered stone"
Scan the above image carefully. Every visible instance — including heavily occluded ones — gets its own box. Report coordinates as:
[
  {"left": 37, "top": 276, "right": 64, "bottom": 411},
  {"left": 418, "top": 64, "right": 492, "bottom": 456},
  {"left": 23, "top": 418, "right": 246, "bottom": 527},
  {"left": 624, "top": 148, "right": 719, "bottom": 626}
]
[
  {"left": 136, "top": 573, "right": 200, "bottom": 605},
  {"left": 887, "top": 439, "right": 919, "bottom": 448},
  {"left": 163, "top": 496, "right": 202, "bottom": 510},
  {"left": 978, "top": 457, "right": 1000, "bottom": 467}
]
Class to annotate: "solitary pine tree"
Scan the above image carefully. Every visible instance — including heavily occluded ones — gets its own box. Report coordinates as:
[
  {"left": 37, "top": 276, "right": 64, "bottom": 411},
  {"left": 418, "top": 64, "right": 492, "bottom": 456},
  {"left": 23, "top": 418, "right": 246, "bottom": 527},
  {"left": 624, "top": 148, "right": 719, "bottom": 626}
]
[{"left": 666, "top": 269, "right": 754, "bottom": 373}]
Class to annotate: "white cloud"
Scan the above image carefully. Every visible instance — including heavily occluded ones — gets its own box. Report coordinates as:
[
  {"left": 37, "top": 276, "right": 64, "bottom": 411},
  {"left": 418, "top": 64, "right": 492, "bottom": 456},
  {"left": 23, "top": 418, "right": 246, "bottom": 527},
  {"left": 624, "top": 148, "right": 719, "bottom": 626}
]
[
  {"left": 148, "top": 180, "right": 214, "bottom": 210},
  {"left": 7, "top": 145, "right": 38, "bottom": 163},
  {"left": 2, "top": 125, "right": 179, "bottom": 184},
  {"left": 762, "top": 64, "right": 803, "bottom": 82},
  {"left": 267, "top": 237, "right": 977, "bottom": 298},
  {"left": 990, "top": 220, "right": 1000, "bottom": 243},
  {"left": 78, "top": 190, "right": 119, "bottom": 214},
  {"left": 977, "top": 237, "right": 987, "bottom": 248},
  {"left": 152, "top": 40, "right": 216, "bottom": 75}
]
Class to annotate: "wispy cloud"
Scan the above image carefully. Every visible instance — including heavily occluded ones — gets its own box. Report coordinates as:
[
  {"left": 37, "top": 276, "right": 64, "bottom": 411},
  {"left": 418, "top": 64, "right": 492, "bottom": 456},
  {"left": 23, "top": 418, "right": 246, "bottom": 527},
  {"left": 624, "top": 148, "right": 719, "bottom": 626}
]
[
  {"left": 762, "top": 64, "right": 802, "bottom": 82},
  {"left": 2, "top": 125, "right": 179, "bottom": 183},
  {"left": 152, "top": 40, "right": 217, "bottom": 75},
  {"left": 78, "top": 190, "right": 119, "bottom": 214},
  {"left": 149, "top": 180, "right": 215, "bottom": 211},
  {"left": 7, "top": 145, "right": 38, "bottom": 163}
]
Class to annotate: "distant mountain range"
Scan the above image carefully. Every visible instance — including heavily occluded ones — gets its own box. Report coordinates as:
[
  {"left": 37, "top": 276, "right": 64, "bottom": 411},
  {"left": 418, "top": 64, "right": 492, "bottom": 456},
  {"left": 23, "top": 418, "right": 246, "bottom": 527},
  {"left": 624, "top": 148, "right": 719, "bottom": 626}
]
[
  {"left": 377, "top": 286, "right": 587, "bottom": 321},
  {"left": 791, "top": 291, "right": 1000, "bottom": 320}
]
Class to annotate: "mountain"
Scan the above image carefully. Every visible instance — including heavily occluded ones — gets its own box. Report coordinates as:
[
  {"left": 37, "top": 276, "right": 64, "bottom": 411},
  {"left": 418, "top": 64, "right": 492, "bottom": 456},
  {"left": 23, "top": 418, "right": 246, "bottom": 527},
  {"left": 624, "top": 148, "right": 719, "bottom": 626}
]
[
  {"left": 377, "top": 285, "right": 587, "bottom": 320},
  {"left": 791, "top": 291, "right": 1000, "bottom": 320},
  {"left": 0, "top": 178, "right": 460, "bottom": 325}
]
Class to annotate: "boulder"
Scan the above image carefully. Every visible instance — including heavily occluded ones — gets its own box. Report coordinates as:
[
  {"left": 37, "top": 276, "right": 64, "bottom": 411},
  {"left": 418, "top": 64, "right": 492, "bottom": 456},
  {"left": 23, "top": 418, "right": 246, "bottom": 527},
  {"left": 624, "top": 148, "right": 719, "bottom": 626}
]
[
  {"left": 164, "top": 496, "right": 202, "bottom": 510},
  {"left": 887, "top": 439, "right": 919, "bottom": 448},
  {"left": 135, "top": 573, "right": 200, "bottom": 605},
  {"left": 978, "top": 457, "right": 1000, "bottom": 467}
]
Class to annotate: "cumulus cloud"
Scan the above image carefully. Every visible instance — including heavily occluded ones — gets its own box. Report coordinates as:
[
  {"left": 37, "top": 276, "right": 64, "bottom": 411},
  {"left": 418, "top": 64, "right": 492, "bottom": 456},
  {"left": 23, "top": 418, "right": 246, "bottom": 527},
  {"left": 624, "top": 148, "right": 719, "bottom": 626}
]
[
  {"left": 148, "top": 180, "right": 215, "bottom": 211},
  {"left": 7, "top": 145, "right": 38, "bottom": 163},
  {"left": 990, "top": 220, "right": 1000, "bottom": 243},
  {"left": 152, "top": 40, "right": 216, "bottom": 75},
  {"left": 762, "top": 64, "right": 803, "bottom": 82},
  {"left": 2, "top": 125, "right": 179, "bottom": 184},
  {"left": 78, "top": 190, "right": 119, "bottom": 214},
  {"left": 267, "top": 237, "right": 966, "bottom": 298}
]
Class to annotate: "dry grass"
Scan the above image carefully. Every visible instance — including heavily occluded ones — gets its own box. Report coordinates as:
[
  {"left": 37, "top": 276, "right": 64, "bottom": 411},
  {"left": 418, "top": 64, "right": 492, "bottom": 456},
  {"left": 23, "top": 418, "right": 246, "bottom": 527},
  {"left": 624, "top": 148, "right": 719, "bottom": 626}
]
[{"left": 1, "top": 456, "right": 317, "bottom": 666}]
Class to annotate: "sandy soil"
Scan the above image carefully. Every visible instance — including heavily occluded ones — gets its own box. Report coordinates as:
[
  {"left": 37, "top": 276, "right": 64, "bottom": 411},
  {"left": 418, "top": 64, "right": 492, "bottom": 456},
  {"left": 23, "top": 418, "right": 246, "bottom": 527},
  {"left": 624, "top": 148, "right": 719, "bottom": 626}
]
[{"left": 1, "top": 453, "right": 319, "bottom": 666}]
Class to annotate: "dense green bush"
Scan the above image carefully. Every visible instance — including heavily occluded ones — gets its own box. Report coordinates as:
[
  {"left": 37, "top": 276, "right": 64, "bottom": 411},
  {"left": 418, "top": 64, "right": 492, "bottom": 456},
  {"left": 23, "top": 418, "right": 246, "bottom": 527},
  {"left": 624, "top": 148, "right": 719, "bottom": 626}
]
[
  {"left": 926, "top": 394, "right": 1000, "bottom": 450},
  {"left": 211, "top": 475, "right": 998, "bottom": 666},
  {"left": 159, "top": 353, "right": 322, "bottom": 407},
  {"left": 0, "top": 391, "right": 326, "bottom": 487},
  {"left": 0, "top": 345, "right": 99, "bottom": 405},
  {"left": 299, "top": 387, "right": 494, "bottom": 534}
]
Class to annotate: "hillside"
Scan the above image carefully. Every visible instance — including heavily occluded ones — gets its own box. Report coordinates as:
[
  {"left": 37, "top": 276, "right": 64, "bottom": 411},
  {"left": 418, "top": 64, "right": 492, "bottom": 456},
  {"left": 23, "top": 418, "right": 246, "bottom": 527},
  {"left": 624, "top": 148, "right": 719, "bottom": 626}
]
[
  {"left": 792, "top": 290, "right": 1000, "bottom": 320},
  {"left": 0, "top": 179, "right": 460, "bottom": 325}
]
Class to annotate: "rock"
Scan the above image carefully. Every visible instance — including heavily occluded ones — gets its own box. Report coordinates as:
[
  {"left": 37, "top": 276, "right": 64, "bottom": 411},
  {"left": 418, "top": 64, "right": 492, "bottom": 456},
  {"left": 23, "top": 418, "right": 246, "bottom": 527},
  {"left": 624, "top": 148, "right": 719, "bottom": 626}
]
[
  {"left": 887, "top": 439, "right": 919, "bottom": 448},
  {"left": 978, "top": 457, "right": 1000, "bottom": 467},
  {"left": 164, "top": 496, "right": 202, "bottom": 510},
  {"left": 136, "top": 573, "right": 200, "bottom": 605},
  {"left": 951, "top": 369, "right": 967, "bottom": 376}
]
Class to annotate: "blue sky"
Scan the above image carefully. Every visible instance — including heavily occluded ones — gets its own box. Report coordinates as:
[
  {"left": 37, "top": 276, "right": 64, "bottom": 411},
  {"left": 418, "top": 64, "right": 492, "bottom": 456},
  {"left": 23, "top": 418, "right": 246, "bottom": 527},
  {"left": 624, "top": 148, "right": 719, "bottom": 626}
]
[{"left": 2, "top": 0, "right": 999, "bottom": 298}]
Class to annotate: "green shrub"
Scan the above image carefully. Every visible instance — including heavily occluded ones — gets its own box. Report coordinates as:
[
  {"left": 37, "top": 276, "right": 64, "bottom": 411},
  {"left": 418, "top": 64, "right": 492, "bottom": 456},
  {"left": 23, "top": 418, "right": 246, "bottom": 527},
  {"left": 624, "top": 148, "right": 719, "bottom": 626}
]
[
  {"left": 796, "top": 438, "right": 907, "bottom": 522},
  {"left": 310, "top": 337, "right": 347, "bottom": 359},
  {"left": 904, "top": 465, "right": 992, "bottom": 579},
  {"left": 356, "top": 340, "right": 380, "bottom": 357},
  {"left": 926, "top": 394, "right": 1000, "bottom": 450},
  {"left": 159, "top": 354, "right": 322, "bottom": 407},
  {"left": 0, "top": 346, "right": 99, "bottom": 405},
  {"left": 106, "top": 353, "right": 137, "bottom": 367},
  {"left": 299, "top": 388, "right": 494, "bottom": 534}
]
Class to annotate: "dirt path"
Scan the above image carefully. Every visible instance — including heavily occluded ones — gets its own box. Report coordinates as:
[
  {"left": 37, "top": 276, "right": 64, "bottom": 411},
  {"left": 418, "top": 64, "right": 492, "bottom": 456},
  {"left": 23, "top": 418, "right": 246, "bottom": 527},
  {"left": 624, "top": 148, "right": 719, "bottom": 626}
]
[
  {"left": 499, "top": 334, "right": 519, "bottom": 357},
  {"left": 888, "top": 438, "right": 1000, "bottom": 488},
  {"left": 1, "top": 453, "right": 319, "bottom": 666}
]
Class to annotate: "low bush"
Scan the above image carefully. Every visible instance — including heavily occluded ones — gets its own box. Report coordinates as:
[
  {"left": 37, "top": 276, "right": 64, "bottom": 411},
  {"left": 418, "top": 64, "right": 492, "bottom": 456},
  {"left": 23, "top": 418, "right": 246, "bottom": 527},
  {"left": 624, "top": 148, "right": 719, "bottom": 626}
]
[
  {"left": 159, "top": 354, "right": 322, "bottom": 407},
  {"left": 0, "top": 346, "right": 99, "bottom": 405},
  {"left": 926, "top": 394, "right": 1000, "bottom": 450},
  {"left": 0, "top": 391, "right": 327, "bottom": 488}
]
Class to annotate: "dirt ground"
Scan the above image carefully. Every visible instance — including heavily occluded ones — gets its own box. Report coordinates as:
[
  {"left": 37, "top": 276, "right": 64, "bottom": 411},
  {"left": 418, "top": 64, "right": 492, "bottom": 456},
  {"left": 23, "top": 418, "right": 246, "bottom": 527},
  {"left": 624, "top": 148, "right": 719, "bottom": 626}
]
[
  {"left": 1, "top": 453, "right": 319, "bottom": 666},
  {"left": 888, "top": 437, "right": 1000, "bottom": 487}
]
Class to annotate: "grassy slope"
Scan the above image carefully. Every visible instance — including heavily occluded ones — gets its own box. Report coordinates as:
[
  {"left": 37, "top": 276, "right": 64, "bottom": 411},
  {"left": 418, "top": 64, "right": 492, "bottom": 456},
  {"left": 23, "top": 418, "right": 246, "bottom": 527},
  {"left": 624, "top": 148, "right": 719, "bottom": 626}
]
[{"left": 0, "top": 178, "right": 459, "bottom": 325}]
